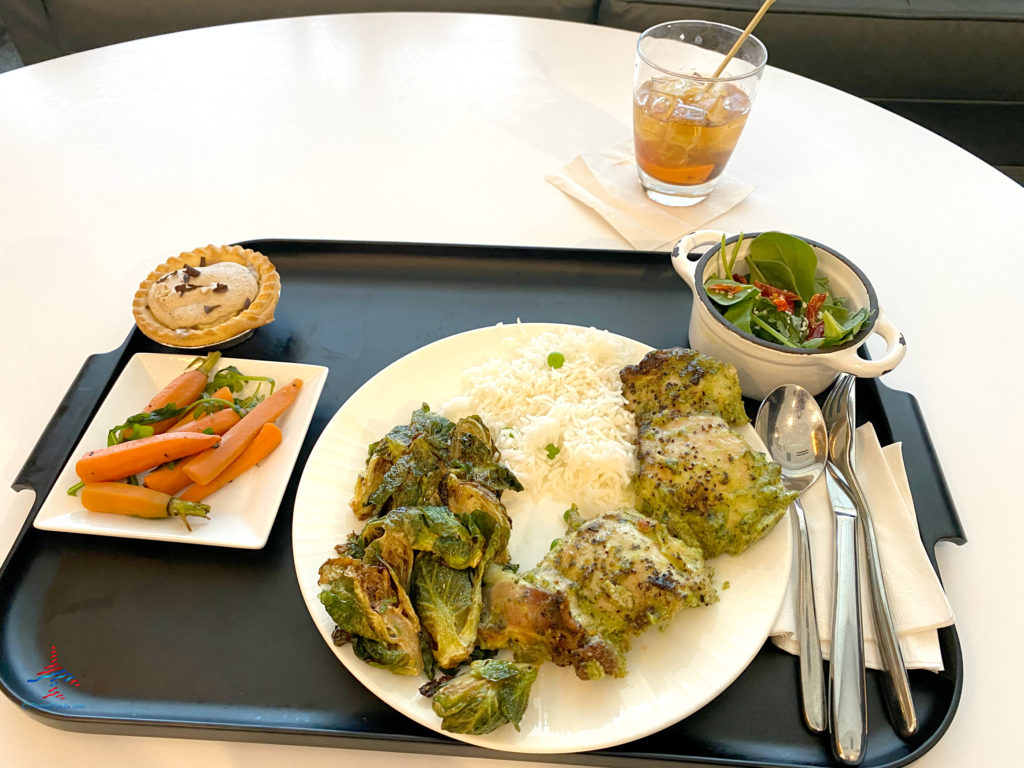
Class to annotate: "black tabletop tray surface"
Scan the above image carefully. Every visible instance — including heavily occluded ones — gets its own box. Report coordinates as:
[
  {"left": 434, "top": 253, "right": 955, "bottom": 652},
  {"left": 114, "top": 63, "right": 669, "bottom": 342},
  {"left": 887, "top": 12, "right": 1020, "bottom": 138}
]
[{"left": 2, "top": 239, "right": 965, "bottom": 767}]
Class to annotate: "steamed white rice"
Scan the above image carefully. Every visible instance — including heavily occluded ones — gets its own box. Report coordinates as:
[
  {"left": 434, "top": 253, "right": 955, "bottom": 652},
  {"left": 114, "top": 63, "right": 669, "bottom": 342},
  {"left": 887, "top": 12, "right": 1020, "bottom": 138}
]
[{"left": 442, "top": 326, "right": 642, "bottom": 515}]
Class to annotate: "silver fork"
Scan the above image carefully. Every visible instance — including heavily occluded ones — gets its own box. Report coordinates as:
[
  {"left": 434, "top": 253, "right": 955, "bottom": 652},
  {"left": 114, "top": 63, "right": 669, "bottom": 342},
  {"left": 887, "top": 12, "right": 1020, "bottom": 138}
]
[{"left": 825, "top": 373, "right": 918, "bottom": 739}]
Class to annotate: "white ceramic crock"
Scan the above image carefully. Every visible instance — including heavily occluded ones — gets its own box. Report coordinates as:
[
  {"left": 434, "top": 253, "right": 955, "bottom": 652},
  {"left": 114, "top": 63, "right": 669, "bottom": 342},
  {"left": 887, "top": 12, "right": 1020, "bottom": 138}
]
[{"left": 672, "top": 229, "right": 906, "bottom": 398}]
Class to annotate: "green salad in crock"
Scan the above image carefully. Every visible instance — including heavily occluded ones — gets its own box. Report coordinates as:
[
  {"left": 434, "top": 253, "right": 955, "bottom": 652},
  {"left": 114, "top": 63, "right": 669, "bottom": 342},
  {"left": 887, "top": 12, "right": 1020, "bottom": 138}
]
[{"left": 703, "top": 232, "right": 869, "bottom": 349}]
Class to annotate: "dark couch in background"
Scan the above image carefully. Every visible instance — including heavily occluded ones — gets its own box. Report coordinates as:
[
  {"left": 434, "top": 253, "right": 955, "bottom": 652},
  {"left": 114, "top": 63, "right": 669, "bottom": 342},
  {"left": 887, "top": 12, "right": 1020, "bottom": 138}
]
[{"left": 1, "top": 1, "right": 1021, "bottom": 182}]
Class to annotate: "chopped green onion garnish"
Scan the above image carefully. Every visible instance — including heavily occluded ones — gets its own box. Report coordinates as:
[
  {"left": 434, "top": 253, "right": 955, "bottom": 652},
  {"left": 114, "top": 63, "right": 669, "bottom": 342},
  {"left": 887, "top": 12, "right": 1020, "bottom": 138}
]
[
  {"left": 545, "top": 443, "right": 560, "bottom": 460},
  {"left": 546, "top": 352, "right": 565, "bottom": 369}
]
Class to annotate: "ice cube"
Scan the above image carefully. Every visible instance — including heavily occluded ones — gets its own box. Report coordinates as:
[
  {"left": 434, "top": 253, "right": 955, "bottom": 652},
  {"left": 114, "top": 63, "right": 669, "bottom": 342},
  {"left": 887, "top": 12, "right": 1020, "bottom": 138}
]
[
  {"left": 705, "top": 94, "right": 730, "bottom": 126},
  {"left": 671, "top": 99, "right": 707, "bottom": 125},
  {"left": 647, "top": 92, "right": 679, "bottom": 120},
  {"left": 722, "top": 89, "right": 751, "bottom": 116},
  {"left": 649, "top": 77, "right": 687, "bottom": 97}
]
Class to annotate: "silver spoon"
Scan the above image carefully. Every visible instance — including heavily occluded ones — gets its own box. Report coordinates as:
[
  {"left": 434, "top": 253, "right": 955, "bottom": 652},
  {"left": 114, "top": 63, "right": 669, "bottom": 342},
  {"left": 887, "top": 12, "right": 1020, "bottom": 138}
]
[{"left": 756, "top": 384, "right": 828, "bottom": 733}]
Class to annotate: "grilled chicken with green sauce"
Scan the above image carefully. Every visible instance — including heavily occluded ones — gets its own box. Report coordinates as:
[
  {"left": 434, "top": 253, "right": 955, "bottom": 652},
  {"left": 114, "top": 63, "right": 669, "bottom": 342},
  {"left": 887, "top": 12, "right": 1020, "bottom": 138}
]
[
  {"left": 620, "top": 348, "right": 795, "bottom": 558},
  {"left": 478, "top": 507, "right": 717, "bottom": 680},
  {"left": 620, "top": 347, "right": 749, "bottom": 428}
]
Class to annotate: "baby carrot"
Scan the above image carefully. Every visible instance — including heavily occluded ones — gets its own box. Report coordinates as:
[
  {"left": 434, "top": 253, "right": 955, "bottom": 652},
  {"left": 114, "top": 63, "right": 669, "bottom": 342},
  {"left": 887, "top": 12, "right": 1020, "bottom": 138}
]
[
  {"left": 80, "top": 482, "right": 210, "bottom": 531},
  {"left": 167, "top": 385, "right": 235, "bottom": 430},
  {"left": 120, "top": 352, "right": 222, "bottom": 439},
  {"left": 76, "top": 432, "right": 220, "bottom": 483},
  {"left": 167, "top": 407, "right": 241, "bottom": 435},
  {"left": 210, "top": 385, "right": 233, "bottom": 403},
  {"left": 147, "top": 353, "right": 221, "bottom": 411},
  {"left": 184, "top": 379, "right": 302, "bottom": 486},
  {"left": 143, "top": 461, "right": 193, "bottom": 495},
  {"left": 179, "top": 423, "right": 283, "bottom": 502},
  {"left": 143, "top": 410, "right": 239, "bottom": 493}
]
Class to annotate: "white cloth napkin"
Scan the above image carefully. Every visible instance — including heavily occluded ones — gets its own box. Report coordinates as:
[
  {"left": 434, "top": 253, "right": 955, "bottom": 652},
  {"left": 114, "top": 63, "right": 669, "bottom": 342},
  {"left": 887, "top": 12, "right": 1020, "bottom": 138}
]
[
  {"left": 545, "top": 139, "right": 754, "bottom": 251},
  {"left": 770, "top": 423, "right": 955, "bottom": 671}
]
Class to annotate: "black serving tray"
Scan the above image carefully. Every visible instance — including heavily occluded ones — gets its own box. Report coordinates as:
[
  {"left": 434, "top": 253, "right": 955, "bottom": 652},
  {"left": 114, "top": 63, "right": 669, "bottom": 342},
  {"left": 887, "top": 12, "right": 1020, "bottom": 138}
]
[{"left": 2, "top": 239, "right": 965, "bottom": 767}]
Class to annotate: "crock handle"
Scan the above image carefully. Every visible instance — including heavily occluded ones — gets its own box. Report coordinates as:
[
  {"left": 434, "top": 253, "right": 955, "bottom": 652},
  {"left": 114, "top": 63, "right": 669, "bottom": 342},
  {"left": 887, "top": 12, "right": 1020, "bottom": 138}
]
[
  {"left": 671, "top": 229, "right": 729, "bottom": 289},
  {"left": 824, "top": 309, "right": 907, "bottom": 378}
]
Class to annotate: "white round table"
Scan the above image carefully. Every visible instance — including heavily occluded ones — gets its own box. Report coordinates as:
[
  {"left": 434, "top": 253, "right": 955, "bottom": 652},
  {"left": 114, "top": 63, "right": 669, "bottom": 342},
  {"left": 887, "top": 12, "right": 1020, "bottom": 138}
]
[{"left": 1, "top": 12, "right": 1021, "bottom": 768}]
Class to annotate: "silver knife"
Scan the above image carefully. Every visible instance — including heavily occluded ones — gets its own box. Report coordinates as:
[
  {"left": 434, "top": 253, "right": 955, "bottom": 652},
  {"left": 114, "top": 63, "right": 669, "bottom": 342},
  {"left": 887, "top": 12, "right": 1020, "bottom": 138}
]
[
  {"left": 827, "top": 463, "right": 867, "bottom": 765},
  {"left": 831, "top": 380, "right": 918, "bottom": 738}
]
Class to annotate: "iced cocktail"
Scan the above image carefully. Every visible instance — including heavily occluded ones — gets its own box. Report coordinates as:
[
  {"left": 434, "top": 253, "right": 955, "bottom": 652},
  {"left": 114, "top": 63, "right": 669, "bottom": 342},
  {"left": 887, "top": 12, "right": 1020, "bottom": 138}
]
[{"left": 634, "top": 21, "right": 767, "bottom": 206}]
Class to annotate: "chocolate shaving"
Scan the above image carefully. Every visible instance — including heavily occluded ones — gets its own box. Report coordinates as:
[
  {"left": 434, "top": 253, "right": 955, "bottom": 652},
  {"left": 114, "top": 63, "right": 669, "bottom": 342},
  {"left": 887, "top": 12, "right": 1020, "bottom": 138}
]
[
  {"left": 174, "top": 283, "right": 200, "bottom": 295},
  {"left": 199, "top": 256, "right": 207, "bottom": 266},
  {"left": 212, "top": 283, "right": 229, "bottom": 293},
  {"left": 156, "top": 273, "right": 171, "bottom": 283},
  {"left": 242, "top": 297, "right": 252, "bottom": 310},
  {"left": 203, "top": 305, "right": 220, "bottom": 314},
  {"left": 184, "top": 265, "right": 201, "bottom": 277}
]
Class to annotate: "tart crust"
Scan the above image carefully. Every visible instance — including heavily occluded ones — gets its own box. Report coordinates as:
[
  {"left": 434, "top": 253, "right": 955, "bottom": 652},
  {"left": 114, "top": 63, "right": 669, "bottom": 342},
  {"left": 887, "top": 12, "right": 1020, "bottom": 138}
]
[{"left": 132, "top": 244, "right": 280, "bottom": 348}]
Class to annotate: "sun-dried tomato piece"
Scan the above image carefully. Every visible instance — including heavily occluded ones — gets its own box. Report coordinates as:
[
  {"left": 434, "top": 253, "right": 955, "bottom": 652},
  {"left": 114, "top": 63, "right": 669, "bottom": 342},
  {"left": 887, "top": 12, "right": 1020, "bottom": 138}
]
[
  {"left": 754, "top": 281, "right": 800, "bottom": 313},
  {"left": 708, "top": 283, "right": 747, "bottom": 296}
]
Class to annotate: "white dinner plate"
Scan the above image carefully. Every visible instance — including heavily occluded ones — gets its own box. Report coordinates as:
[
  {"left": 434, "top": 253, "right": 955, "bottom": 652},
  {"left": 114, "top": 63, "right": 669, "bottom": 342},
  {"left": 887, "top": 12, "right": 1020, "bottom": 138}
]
[
  {"left": 35, "top": 353, "right": 328, "bottom": 548},
  {"left": 292, "top": 323, "right": 790, "bottom": 753}
]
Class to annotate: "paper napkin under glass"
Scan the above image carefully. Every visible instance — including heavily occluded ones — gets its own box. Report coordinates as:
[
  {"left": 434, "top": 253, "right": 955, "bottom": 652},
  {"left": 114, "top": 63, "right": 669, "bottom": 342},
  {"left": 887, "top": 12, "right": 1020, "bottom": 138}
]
[
  {"left": 546, "top": 139, "right": 754, "bottom": 251},
  {"left": 770, "top": 423, "right": 955, "bottom": 672}
]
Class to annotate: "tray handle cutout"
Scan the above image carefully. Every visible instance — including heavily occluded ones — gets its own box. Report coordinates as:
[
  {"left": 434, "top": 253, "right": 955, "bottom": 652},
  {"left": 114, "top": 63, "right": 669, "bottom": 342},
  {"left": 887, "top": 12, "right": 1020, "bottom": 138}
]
[{"left": 12, "top": 336, "right": 133, "bottom": 497}]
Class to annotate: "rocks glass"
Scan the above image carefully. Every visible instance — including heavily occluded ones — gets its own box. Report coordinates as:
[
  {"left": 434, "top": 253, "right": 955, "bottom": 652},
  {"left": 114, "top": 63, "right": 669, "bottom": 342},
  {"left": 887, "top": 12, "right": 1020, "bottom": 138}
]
[{"left": 634, "top": 20, "right": 767, "bottom": 206}]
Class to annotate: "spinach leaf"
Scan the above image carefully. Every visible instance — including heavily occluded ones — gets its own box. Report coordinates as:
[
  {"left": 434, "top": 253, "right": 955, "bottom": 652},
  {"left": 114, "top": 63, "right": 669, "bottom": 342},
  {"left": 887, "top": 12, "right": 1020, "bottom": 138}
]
[
  {"left": 723, "top": 294, "right": 758, "bottom": 333},
  {"left": 797, "top": 337, "right": 828, "bottom": 349},
  {"left": 747, "top": 232, "right": 817, "bottom": 301},
  {"left": 821, "top": 307, "right": 869, "bottom": 346},
  {"left": 703, "top": 278, "right": 760, "bottom": 306},
  {"left": 751, "top": 312, "right": 798, "bottom": 347}
]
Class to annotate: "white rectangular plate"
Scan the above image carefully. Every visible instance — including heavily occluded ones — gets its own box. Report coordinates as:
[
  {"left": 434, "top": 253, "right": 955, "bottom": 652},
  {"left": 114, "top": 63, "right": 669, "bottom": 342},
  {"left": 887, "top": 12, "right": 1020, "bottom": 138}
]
[{"left": 34, "top": 353, "right": 328, "bottom": 548}]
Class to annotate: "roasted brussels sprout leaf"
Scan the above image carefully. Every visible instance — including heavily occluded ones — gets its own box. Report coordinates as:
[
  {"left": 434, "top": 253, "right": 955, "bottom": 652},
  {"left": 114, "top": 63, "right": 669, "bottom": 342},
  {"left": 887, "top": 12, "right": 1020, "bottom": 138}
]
[
  {"left": 325, "top": 404, "right": 526, "bottom": 713},
  {"left": 351, "top": 405, "right": 521, "bottom": 520},
  {"left": 410, "top": 404, "right": 457, "bottom": 454},
  {"left": 427, "top": 659, "right": 538, "bottom": 735},
  {"left": 352, "top": 635, "right": 421, "bottom": 674},
  {"left": 317, "top": 555, "right": 423, "bottom": 676},
  {"left": 361, "top": 505, "right": 485, "bottom": 575},
  {"left": 449, "top": 416, "right": 497, "bottom": 466},
  {"left": 412, "top": 553, "right": 483, "bottom": 669},
  {"left": 449, "top": 416, "right": 524, "bottom": 494},
  {"left": 445, "top": 478, "right": 512, "bottom": 564}
]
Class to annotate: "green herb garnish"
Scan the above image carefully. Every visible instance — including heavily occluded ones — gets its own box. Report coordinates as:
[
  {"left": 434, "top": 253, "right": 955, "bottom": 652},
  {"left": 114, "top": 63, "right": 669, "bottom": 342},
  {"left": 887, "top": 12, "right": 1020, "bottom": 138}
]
[
  {"left": 207, "top": 366, "right": 275, "bottom": 409},
  {"left": 106, "top": 402, "right": 185, "bottom": 446},
  {"left": 546, "top": 352, "right": 565, "bottom": 369},
  {"left": 544, "top": 443, "right": 560, "bottom": 460}
]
